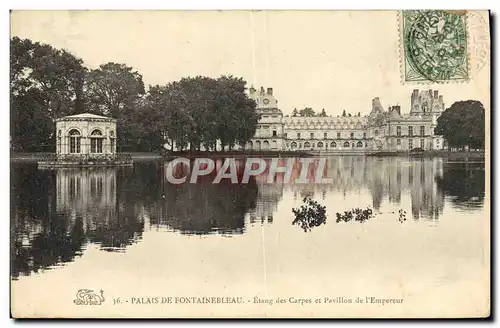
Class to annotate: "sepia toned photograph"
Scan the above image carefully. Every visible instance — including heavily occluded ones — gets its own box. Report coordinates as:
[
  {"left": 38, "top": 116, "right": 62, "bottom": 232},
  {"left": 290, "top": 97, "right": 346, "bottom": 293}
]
[{"left": 9, "top": 9, "right": 490, "bottom": 319}]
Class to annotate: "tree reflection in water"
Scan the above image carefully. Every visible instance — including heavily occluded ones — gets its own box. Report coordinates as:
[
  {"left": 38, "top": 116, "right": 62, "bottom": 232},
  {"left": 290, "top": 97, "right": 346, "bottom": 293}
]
[
  {"left": 148, "top": 159, "right": 259, "bottom": 235},
  {"left": 436, "top": 161, "right": 485, "bottom": 209},
  {"left": 10, "top": 157, "right": 486, "bottom": 278},
  {"left": 10, "top": 165, "right": 145, "bottom": 278}
]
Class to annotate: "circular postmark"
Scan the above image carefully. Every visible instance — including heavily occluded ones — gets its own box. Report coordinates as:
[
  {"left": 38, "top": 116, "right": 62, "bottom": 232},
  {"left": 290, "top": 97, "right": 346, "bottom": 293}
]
[
  {"left": 405, "top": 10, "right": 468, "bottom": 81},
  {"left": 468, "top": 11, "right": 490, "bottom": 76}
]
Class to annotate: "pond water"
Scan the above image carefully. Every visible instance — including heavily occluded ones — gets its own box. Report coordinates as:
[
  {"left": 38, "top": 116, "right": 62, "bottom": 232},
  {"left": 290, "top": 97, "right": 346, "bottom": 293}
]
[{"left": 10, "top": 156, "right": 488, "bottom": 318}]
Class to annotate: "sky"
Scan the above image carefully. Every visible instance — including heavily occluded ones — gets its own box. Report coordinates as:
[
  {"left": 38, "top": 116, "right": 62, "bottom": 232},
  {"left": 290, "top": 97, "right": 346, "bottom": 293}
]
[{"left": 10, "top": 10, "right": 490, "bottom": 116}]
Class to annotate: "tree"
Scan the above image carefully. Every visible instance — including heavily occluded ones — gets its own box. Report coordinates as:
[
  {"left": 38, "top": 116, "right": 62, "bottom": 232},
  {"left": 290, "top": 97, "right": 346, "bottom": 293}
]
[
  {"left": 86, "top": 62, "right": 145, "bottom": 118},
  {"left": 85, "top": 62, "right": 146, "bottom": 150},
  {"left": 10, "top": 37, "right": 87, "bottom": 151},
  {"left": 299, "top": 107, "right": 315, "bottom": 117},
  {"left": 320, "top": 108, "right": 327, "bottom": 117},
  {"left": 117, "top": 95, "right": 165, "bottom": 152},
  {"left": 292, "top": 108, "right": 298, "bottom": 117},
  {"left": 149, "top": 75, "right": 258, "bottom": 152},
  {"left": 434, "top": 100, "right": 485, "bottom": 150}
]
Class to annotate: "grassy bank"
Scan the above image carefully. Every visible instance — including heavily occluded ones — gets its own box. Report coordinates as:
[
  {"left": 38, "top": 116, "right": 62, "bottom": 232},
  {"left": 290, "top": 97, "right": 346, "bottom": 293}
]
[
  {"left": 161, "top": 150, "right": 313, "bottom": 159},
  {"left": 10, "top": 150, "right": 313, "bottom": 163},
  {"left": 368, "top": 150, "right": 485, "bottom": 160},
  {"left": 10, "top": 152, "right": 162, "bottom": 163},
  {"left": 11, "top": 150, "right": 485, "bottom": 163}
]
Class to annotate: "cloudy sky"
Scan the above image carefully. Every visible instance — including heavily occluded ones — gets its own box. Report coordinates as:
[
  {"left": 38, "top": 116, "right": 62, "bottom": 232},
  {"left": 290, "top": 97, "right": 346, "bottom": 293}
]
[{"left": 10, "top": 10, "right": 490, "bottom": 116}]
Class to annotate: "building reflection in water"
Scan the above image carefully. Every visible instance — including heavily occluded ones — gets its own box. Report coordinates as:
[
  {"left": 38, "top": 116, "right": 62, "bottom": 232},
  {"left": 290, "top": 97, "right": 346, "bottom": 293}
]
[
  {"left": 11, "top": 166, "right": 144, "bottom": 279},
  {"left": 283, "top": 156, "right": 483, "bottom": 221},
  {"left": 10, "top": 157, "right": 485, "bottom": 278},
  {"left": 56, "top": 168, "right": 144, "bottom": 252}
]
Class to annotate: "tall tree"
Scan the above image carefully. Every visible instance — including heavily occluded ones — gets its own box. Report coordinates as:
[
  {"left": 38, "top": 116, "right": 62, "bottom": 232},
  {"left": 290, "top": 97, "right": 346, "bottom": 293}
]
[
  {"left": 10, "top": 37, "right": 87, "bottom": 151},
  {"left": 215, "top": 75, "right": 259, "bottom": 150},
  {"left": 85, "top": 62, "right": 146, "bottom": 150},
  {"left": 435, "top": 100, "right": 485, "bottom": 150},
  {"left": 149, "top": 75, "right": 258, "bottom": 152},
  {"left": 85, "top": 62, "right": 145, "bottom": 118}
]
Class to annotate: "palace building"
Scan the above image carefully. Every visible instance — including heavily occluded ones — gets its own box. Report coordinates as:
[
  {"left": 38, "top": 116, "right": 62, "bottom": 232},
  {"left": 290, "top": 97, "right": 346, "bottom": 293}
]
[
  {"left": 246, "top": 86, "right": 285, "bottom": 151},
  {"left": 246, "top": 87, "right": 445, "bottom": 153}
]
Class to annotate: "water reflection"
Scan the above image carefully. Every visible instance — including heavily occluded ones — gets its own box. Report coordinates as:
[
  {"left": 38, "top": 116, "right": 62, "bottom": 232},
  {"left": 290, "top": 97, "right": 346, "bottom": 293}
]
[
  {"left": 149, "top": 167, "right": 259, "bottom": 235},
  {"left": 10, "top": 166, "right": 144, "bottom": 279},
  {"left": 10, "top": 157, "right": 485, "bottom": 278},
  {"left": 436, "top": 161, "right": 485, "bottom": 209},
  {"left": 284, "top": 157, "right": 447, "bottom": 220}
]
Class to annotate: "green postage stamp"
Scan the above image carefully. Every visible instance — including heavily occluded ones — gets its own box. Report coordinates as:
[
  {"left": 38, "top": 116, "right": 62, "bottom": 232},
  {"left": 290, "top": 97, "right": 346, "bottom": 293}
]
[{"left": 401, "top": 10, "right": 469, "bottom": 83}]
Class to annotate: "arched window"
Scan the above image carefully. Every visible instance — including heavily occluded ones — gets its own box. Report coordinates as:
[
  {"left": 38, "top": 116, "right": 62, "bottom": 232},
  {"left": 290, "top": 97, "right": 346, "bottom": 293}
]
[
  {"left": 291, "top": 142, "right": 297, "bottom": 149},
  {"left": 317, "top": 141, "right": 324, "bottom": 148},
  {"left": 343, "top": 141, "right": 350, "bottom": 148},
  {"left": 330, "top": 141, "right": 337, "bottom": 148},
  {"left": 356, "top": 141, "right": 363, "bottom": 147},
  {"left": 90, "top": 129, "right": 103, "bottom": 153},
  {"left": 68, "top": 129, "right": 81, "bottom": 154},
  {"left": 304, "top": 141, "right": 311, "bottom": 148}
]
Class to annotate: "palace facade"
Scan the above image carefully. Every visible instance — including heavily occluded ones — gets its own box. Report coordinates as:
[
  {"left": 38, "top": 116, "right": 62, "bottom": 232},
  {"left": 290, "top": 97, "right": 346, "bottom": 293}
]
[{"left": 246, "top": 87, "right": 445, "bottom": 153}]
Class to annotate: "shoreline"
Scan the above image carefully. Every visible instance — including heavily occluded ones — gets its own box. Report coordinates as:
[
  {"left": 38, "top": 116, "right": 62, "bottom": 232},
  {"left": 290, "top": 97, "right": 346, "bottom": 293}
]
[
  {"left": 367, "top": 150, "right": 485, "bottom": 160},
  {"left": 10, "top": 150, "right": 485, "bottom": 163}
]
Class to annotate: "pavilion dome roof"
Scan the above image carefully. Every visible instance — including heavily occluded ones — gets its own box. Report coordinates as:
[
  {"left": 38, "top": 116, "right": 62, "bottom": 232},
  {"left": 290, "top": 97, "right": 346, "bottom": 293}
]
[{"left": 56, "top": 112, "right": 116, "bottom": 121}]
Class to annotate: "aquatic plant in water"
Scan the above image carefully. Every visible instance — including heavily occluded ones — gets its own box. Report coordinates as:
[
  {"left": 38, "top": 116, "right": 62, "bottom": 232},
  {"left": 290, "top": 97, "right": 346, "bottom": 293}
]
[
  {"left": 335, "top": 207, "right": 373, "bottom": 223},
  {"left": 292, "top": 197, "right": 407, "bottom": 232},
  {"left": 398, "top": 209, "right": 407, "bottom": 223},
  {"left": 292, "top": 197, "right": 327, "bottom": 232}
]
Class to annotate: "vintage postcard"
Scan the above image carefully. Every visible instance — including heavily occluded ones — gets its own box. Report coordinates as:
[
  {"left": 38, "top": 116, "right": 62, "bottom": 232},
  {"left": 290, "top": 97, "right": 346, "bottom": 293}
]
[{"left": 9, "top": 10, "right": 490, "bottom": 319}]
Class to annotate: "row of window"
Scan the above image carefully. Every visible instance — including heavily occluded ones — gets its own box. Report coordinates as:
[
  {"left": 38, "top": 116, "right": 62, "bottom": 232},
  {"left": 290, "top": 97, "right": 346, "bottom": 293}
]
[
  {"left": 395, "top": 125, "right": 426, "bottom": 137},
  {"left": 288, "top": 141, "right": 366, "bottom": 149},
  {"left": 65, "top": 137, "right": 115, "bottom": 154},
  {"left": 61, "top": 129, "right": 114, "bottom": 137},
  {"left": 395, "top": 138, "right": 426, "bottom": 149},
  {"left": 285, "top": 132, "right": 368, "bottom": 139}
]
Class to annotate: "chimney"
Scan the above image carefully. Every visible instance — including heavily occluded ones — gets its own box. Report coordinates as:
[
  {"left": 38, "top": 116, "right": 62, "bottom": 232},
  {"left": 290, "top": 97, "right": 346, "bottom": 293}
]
[
  {"left": 267, "top": 87, "right": 273, "bottom": 95},
  {"left": 433, "top": 90, "right": 438, "bottom": 98},
  {"left": 393, "top": 105, "right": 401, "bottom": 115},
  {"left": 249, "top": 86, "right": 256, "bottom": 95},
  {"left": 372, "top": 97, "right": 383, "bottom": 112},
  {"left": 260, "top": 86, "right": 265, "bottom": 95}
]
